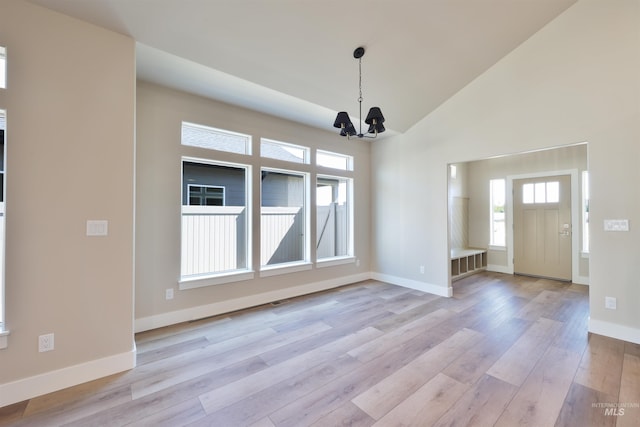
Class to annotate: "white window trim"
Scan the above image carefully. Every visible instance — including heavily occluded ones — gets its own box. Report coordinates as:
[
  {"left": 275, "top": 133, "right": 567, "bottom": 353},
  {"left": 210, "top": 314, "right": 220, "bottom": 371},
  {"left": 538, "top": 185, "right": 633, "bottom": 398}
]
[
  {"left": 260, "top": 138, "right": 310, "bottom": 164},
  {"left": 489, "top": 178, "right": 506, "bottom": 248},
  {"left": 180, "top": 157, "right": 252, "bottom": 285},
  {"left": 316, "top": 149, "right": 354, "bottom": 171},
  {"left": 317, "top": 256, "right": 356, "bottom": 268},
  {"left": 179, "top": 270, "right": 256, "bottom": 290},
  {"left": 260, "top": 261, "right": 313, "bottom": 277},
  {"left": 316, "top": 174, "right": 354, "bottom": 262},
  {"left": 260, "top": 167, "right": 311, "bottom": 270}
]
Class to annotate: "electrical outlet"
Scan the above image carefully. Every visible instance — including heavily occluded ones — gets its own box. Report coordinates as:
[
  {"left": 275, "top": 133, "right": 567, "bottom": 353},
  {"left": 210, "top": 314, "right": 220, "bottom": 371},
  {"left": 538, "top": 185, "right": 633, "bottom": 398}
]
[
  {"left": 420, "top": 265, "right": 425, "bottom": 274},
  {"left": 605, "top": 296, "right": 617, "bottom": 310},
  {"left": 356, "top": 259, "right": 360, "bottom": 267},
  {"left": 165, "top": 288, "right": 174, "bottom": 300},
  {"left": 38, "top": 333, "right": 54, "bottom": 352}
]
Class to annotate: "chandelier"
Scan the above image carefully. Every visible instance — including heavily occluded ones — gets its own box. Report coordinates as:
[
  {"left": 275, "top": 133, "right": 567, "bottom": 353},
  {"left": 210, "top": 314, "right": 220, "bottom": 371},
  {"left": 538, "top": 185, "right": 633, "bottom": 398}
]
[{"left": 333, "top": 47, "right": 385, "bottom": 139}]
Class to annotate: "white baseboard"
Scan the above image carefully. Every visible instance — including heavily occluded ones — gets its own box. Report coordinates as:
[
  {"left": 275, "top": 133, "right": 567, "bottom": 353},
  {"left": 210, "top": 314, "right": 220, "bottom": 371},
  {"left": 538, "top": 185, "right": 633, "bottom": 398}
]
[
  {"left": 0, "top": 347, "right": 136, "bottom": 408},
  {"left": 589, "top": 318, "right": 640, "bottom": 344},
  {"left": 371, "top": 272, "right": 452, "bottom": 297},
  {"left": 572, "top": 275, "right": 589, "bottom": 286},
  {"left": 135, "top": 272, "right": 371, "bottom": 333},
  {"left": 487, "top": 264, "right": 512, "bottom": 275}
]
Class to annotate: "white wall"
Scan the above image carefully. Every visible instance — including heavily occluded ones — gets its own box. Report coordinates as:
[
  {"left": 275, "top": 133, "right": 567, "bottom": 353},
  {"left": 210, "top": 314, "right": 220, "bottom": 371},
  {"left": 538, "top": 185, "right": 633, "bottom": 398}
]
[
  {"left": 372, "top": 0, "right": 640, "bottom": 342},
  {"left": 0, "top": 0, "right": 136, "bottom": 406},
  {"left": 135, "top": 82, "right": 372, "bottom": 331}
]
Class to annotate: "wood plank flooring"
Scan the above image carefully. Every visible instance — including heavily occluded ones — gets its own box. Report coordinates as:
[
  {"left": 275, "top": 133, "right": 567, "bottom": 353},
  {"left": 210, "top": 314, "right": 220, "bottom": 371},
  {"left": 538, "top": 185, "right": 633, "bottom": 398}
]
[{"left": 2, "top": 271, "right": 640, "bottom": 426}]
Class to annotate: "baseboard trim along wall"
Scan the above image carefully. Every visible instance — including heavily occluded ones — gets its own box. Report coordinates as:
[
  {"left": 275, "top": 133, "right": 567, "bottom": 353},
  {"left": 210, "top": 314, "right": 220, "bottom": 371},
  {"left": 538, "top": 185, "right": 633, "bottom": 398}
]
[
  {"left": 370, "top": 272, "right": 452, "bottom": 297},
  {"left": 0, "top": 347, "right": 136, "bottom": 408},
  {"left": 135, "top": 272, "right": 372, "bottom": 333},
  {"left": 589, "top": 318, "right": 640, "bottom": 345}
]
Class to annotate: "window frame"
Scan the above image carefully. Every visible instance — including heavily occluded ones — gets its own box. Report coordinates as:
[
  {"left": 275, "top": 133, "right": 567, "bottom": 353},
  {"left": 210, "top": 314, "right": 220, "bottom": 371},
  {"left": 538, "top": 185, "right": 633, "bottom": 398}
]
[
  {"left": 179, "top": 157, "right": 253, "bottom": 289},
  {"left": 187, "top": 184, "right": 225, "bottom": 206},
  {"left": 316, "top": 174, "right": 354, "bottom": 265},
  {"left": 582, "top": 170, "right": 590, "bottom": 255},
  {"left": 260, "top": 138, "right": 310, "bottom": 164},
  {"left": 489, "top": 178, "right": 506, "bottom": 248},
  {"left": 316, "top": 149, "right": 354, "bottom": 171},
  {"left": 259, "top": 166, "right": 311, "bottom": 276},
  {"left": 181, "top": 121, "right": 252, "bottom": 155}
]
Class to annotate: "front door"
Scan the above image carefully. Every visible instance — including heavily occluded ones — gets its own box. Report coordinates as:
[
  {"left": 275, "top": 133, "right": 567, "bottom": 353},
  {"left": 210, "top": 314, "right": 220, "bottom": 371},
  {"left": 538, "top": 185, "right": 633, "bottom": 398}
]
[{"left": 513, "top": 175, "right": 571, "bottom": 281}]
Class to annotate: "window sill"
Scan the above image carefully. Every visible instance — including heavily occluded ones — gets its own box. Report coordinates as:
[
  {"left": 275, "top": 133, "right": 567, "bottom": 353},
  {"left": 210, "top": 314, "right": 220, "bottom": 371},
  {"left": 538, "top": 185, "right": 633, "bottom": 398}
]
[
  {"left": 317, "top": 256, "right": 356, "bottom": 268},
  {"left": 260, "top": 261, "right": 312, "bottom": 278},
  {"left": 0, "top": 328, "right": 9, "bottom": 350},
  {"left": 179, "top": 270, "right": 255, "bottom": 290},
  {"left": 581, "top": 251, "right": 590, "bottom": 259},
  {"left": 489, "top": 245, "right": 507, "bottom": 252}
]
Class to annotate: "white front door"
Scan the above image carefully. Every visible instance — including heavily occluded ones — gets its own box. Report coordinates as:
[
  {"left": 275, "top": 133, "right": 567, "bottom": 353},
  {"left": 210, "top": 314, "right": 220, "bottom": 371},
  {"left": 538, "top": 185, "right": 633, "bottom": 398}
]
[{"left": 513, "top": 175, "right": 572, "bottom": 281}]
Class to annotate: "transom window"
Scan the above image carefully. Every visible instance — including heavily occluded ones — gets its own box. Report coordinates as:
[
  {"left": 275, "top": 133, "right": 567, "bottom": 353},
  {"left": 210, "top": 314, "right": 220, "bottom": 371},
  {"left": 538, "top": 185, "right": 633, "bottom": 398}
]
[
  {"left": 261, "top": 138, "right": 309, "bottom": 164},
  {"left": 317, "top": 149, "right": 353, "bottom": 171},
  {"left": 522, "top": 181, "right": 559, "bottom": 204},
  {"left": 181, "top": 122, "right": 251, "bottom": 155}
]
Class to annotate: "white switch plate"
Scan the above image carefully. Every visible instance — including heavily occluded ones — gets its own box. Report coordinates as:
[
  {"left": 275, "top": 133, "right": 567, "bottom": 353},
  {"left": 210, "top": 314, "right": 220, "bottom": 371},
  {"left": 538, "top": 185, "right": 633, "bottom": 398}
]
[
  {"left": 605, "top": 296, "right": 617, "bottom": 310},
  {"left": 165, "top": 288, "right": 174, "bottom": 300},
  {"left": 39, "top": 333, "right": 54, "bottom": 352},
  {"left": 86, "top": 220, "right": 108, "bottom": 236},
  {"left": 604, "top": 219, "right": 629, "bottom": 232}
]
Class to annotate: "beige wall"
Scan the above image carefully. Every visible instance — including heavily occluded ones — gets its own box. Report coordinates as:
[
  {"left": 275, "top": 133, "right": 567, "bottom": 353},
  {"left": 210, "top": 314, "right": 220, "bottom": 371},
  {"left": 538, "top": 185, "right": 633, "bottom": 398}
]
[
  {"left": 0, "top": 0, "right": 135, "bottom": 401},
  {"left": 135, "top": 82, "right": 371, "bottom": 329},
  {"left": 372, "top": 0, "right": 639, "bottom": 340}
]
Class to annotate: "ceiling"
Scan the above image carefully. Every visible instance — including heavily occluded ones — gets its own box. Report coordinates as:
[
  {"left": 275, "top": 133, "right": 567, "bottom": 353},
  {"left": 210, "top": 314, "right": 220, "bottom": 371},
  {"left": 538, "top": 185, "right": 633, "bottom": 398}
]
[{"left": 28, "top": 0, "right": 577, "bottom": 136}]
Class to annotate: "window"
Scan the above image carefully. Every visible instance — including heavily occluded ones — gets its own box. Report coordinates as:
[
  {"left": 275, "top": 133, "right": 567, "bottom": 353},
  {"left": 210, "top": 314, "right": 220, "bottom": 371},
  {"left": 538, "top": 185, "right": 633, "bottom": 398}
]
[
  {"left": 317, "top": 176, "right": 353, "bottom": 260},
  {"left": 181, "top": 122, "right": 251, "bottom": 155},
  {"left": 317, "top": 150, "right": 353, "bottom": 171},
  {"left": 261, "top": 169, "right": 308, "bottom": 269},
  {"left": 0, "top": 46, "right": 5, "bottom": 89},
  {"left": 188, "top": 185, "right": 224, "bottom": 206},
  {"left": 582, "top": 171, "right": 589, "bottom": 253},
  {"left": 490, "top": 179, "right": 506, "bottom": 247},
  {"left": 522, "top": 181, "right": 560, "bottom": 204},
  {"left": 181, "top": 160, "right": 250, "bottom": 282},
  {"left": 261, "top": 138, "right": 309, "bottom": 164},
  {"left": 0, "top": 111, "right": 5, "bottom": 335}
]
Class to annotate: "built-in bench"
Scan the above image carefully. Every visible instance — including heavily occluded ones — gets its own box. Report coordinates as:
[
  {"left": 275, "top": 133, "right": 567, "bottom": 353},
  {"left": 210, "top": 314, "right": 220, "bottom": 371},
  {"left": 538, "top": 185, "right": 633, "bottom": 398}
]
[{"left": 451, "top": 248, "right": 487, "bottom": 281}]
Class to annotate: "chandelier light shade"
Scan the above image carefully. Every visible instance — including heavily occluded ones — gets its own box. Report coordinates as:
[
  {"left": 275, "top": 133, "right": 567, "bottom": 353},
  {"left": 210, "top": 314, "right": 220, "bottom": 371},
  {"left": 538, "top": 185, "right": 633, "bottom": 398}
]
[{"left": 333, "top": 46, "right": 385, "bottom": 139}]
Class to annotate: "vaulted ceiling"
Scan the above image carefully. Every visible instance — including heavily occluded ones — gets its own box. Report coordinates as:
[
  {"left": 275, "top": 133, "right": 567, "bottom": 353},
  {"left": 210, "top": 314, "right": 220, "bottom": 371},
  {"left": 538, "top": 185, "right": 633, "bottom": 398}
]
[{"left": 29, "top": 0, "right": 577, "bottom": 136}]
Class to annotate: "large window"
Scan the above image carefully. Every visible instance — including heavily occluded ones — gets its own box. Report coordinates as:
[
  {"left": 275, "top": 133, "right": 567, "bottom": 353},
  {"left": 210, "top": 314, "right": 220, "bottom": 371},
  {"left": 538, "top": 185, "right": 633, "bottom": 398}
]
[
  {"left": 261, "top": 169, "right": 308, "bottom": 269},
  {"left": 317, "top": 176, "right": 353, "bottom": 261},
  {"left": 181, "top": 160, "right": 250, "bottom": 284},
  {"left": 490, "top": 179, "right": 506, "bottom": 247}
]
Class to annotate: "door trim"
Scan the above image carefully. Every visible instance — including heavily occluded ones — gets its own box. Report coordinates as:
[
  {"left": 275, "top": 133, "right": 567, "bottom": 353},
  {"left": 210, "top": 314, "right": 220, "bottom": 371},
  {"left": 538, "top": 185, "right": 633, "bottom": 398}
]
[{"left": 506, "top": 169, "right": 587, "bottom": 285}]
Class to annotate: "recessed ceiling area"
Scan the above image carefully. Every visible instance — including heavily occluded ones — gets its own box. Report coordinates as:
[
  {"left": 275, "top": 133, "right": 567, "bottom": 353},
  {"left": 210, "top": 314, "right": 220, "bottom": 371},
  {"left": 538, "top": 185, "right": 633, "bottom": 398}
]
[{"left": 28, "top": 0, "right": 577, "bottom": 135}]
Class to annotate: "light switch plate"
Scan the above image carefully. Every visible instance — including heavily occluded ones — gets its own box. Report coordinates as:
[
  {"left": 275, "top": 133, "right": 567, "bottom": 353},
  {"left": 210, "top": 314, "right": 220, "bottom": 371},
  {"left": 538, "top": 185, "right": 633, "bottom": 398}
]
[
  {"left": 86, "top": 220, "right": 108, "bottom": 236},
  {"left": 604, "top": 219, "right": 629, "bottom": 232}
]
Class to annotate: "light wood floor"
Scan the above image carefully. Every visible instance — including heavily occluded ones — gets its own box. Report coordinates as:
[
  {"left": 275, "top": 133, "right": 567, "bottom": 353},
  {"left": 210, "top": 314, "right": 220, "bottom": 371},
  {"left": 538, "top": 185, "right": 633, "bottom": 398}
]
[{"left": 2, "top": 272, "right": 639, "bottom": 426}]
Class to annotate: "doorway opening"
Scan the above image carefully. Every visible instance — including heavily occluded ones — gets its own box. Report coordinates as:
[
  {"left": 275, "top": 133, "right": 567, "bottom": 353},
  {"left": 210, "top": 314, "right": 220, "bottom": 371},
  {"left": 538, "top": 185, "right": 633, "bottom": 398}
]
[{"left": 447, "top": 143, "right": 589, "bottom": 285}]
